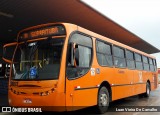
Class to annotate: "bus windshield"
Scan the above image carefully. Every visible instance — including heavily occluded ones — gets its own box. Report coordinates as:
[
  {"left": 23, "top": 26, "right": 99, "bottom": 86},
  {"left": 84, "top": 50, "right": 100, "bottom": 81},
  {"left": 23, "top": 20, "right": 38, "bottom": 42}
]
[{"left": 12, "top": 37, "right": 64, "bottom": 80}]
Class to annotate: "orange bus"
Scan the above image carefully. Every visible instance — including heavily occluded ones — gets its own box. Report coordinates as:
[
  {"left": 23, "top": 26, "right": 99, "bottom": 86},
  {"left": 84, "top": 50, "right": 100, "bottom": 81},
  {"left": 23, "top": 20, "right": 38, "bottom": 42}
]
[{"left": 3, "top": 22, "right": 158, "bottom": 113}]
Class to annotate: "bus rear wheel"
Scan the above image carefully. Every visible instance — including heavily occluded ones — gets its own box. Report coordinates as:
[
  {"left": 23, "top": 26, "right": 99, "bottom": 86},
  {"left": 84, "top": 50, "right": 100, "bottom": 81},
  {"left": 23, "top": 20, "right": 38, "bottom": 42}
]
[
  {"left": 97, "top": 86, "right": 109, "bottom": 114},
  {"left": 144, "top": 82, "right": 150, "bottom": 97},
  {"left": 139, "top": 82, "right": 150, "bottom": 98}
]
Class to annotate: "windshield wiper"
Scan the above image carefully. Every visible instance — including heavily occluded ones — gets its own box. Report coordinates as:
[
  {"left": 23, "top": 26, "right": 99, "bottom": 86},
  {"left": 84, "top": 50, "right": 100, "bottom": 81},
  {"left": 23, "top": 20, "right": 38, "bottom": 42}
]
[
  {"left": 20, "top": 71, "right": 29, "bottom": 79},
  {"left": 29, "top": 42, "right": 38, "bottom": 66}
]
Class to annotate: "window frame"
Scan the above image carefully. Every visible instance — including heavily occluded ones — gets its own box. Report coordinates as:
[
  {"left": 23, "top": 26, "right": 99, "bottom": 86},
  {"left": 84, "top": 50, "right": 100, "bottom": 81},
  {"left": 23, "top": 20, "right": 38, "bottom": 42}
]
[
  {"left": 153, "top": 59, "right": 157, "bottom": 71},
  {"left": 74, "top": 43, "right": 92, "bottom": 68},
  {"left": 66, "top": 31, "right": 93, "bottom": 80},
  {"left": 126, "top": 49, "right": 135, "bottom": 70},
  {"left": 142, "top": 55, "right": 150, "bottom": 71},
  {"left": 113, "top": 45, "right": 126, "bottom": 68},
  {"left": 134, "top": 53, "right": 143, "bottom": 70},
  {"left": 96, "top": 39, "right": 113, "bottom": 67},
  {"left": 149, "top": 58, "right": 155, "bottom": 72}
]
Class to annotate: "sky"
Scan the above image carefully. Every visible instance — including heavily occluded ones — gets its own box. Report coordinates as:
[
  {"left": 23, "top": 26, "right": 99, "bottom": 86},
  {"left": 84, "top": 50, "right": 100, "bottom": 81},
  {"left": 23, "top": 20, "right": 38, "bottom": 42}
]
[{"left": 82, "top": 0, "right": 160, "bottom": 68}]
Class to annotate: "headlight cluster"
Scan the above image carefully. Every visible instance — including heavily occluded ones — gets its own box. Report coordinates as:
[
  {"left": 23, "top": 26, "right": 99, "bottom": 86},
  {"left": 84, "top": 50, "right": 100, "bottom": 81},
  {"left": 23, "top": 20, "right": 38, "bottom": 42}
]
[
  {"left": 39, "top": 88, "right": 55, "bottom": 96},
  {"left": 10, "top": 88, "right": 55, "bottom": 96}
]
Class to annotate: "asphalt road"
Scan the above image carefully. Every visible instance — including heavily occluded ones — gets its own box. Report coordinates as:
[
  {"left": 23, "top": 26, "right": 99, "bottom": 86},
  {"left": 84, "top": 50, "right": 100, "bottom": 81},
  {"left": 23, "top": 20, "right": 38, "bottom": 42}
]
[{"left": 0, "top": 84, "right": 160, "bottom": 115}]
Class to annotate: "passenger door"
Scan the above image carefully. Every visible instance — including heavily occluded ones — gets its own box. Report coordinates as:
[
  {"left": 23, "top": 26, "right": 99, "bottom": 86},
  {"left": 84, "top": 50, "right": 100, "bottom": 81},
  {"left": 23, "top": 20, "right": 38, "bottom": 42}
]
[{"left": 65, "top": 33, "right": 95, "bottom": 111}]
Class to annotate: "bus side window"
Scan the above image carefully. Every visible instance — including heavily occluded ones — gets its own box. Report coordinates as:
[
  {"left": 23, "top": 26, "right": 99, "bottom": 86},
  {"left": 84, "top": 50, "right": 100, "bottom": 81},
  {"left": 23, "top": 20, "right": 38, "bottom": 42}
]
[
  {"left": 126, "top": 50, "right": 135, "bottom": 69},
  {"left": 96, "top": 40, "right": 113, "bottom": 67},
  {"left": 69, "top": 43, "right": 79, "bottom": 67},
  {"left": 142, "top": 56, "right": 149, "bottom": 71},
  {"left": 113, "top": 46, "right": 126, "bottom": 68},
  {"left": 66, "top": 33, "right": 92, "bottom": 79},
  {"left": 153, "top": 59, "right": 157, "bottom": 71},
  {"left": 149, "top": 58, "right": 155, "bottom": 72},
  {"left": 135, "top": 53, "right": 143, "bottom": 70},
  {"left": 70, "top": 43, "right": 91, "bottom": 68}
]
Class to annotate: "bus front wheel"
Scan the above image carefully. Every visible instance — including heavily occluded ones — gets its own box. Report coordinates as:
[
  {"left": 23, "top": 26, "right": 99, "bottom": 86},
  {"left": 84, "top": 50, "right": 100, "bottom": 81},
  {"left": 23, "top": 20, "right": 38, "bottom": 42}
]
[{"left": 97, "top": 86, "right": 109, "bottom": 114}]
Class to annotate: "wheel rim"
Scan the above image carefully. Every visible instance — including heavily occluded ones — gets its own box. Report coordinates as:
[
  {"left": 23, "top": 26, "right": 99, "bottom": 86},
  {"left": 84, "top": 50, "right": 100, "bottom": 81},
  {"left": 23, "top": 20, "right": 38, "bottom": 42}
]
[{"left": 100, "top": 93, "right": 108, "bottom": 106}]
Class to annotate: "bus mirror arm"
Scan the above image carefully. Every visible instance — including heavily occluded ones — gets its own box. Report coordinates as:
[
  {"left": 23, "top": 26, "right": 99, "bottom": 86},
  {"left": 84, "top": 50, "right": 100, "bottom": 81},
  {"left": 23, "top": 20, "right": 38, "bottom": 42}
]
[{"left": 2, "top": 42, "right": 17, "bottom": 64}]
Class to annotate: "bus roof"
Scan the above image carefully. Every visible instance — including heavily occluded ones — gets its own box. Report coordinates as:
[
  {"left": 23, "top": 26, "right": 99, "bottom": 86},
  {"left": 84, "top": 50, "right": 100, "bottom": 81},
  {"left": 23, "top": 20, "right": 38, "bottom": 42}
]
[{"left": 0, "top": 0, "right": 159, "bottom": 54}]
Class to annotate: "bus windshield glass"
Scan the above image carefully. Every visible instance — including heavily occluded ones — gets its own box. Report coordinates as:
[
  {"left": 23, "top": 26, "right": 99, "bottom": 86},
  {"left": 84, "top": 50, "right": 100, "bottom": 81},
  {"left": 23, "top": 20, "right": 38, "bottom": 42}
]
[{"left": 12, "top": 38, "right": 64, "bottom": 80}]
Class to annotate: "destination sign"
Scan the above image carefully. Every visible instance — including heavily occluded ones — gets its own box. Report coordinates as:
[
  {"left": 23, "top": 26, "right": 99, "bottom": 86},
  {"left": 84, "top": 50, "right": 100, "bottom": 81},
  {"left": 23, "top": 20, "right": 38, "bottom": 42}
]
[{"left": 19, "top": 25, "right": 66, "bottom": 41}]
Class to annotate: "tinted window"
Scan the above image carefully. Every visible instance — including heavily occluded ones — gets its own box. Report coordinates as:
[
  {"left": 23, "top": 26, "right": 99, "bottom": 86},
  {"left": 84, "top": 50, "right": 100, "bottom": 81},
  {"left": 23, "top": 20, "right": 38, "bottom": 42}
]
[
  {"left": 142, "top": 56, "right": 149, "bottom": 71},
  {"left": 113, "top": 46, "right": 125, "bottom": 58},
  {"left": 153, "top": 59, "right": 156, "bottom": 65},
  {"left": 96, "top": 41, "right": 111, "bottom": 55},
  {"left": 150, "top": 65, "right": 154, "bottom": 71},
  {"left": 135, "top": 53, "right": 143, "bottom": 70},
  {"left": 126, "top": 50, "right": 134, "bottom": 60},
  {"left": 113, "top": 46, "right": 126, "bottom": 68},
  {"left": 135, "top": 53, "right": 142, "bottom": 62},
  {"left": 78, "top": 45, "right": 91, "bottom": 67},
  {"left": 96, "top": 40, "right": 113, "bottom": 66},
  {"left": 149, "top": 58, "right": 153, "bottom": 65},
  {"left": 153, "top": 59, "right": 157, "bottom": 71},
  {"left": 114, "top": 57, "right": 126, "bottom": 68},
  {"left": 69, "top": 34, "right": 92, "bottom": 47},
  {"left": 126, "top": 50, "right": 135, "bottom": 69},
  {"left": 66, "top": 33, "right": 92, "bottom": 79},
  {"left": 97, "top": 54, "right": 113, "bottom": 66},
  {"left": 142, "top": 56, "right": 148, "bottom": 63},
  {"left": 127, "top": 60, "right": 135, "bottom": 69},
  {"left": 143, "top": 63, "right": 149, "bottom": 71},
  {"left": 149, "top": 58, "right": 156, "bottom": 72},
  {"left": 136, "top": 62, "right": 143, "bottom": 70}
]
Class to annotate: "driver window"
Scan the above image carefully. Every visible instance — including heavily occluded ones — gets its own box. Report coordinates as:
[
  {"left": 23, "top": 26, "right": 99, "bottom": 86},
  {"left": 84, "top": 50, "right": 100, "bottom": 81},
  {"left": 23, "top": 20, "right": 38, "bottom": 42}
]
[
  {"left": 66, "top": 33, "right": 92, "bottom": 79},
  {"left": 77, "top": 45, "right": 91, "bottom": 67}
]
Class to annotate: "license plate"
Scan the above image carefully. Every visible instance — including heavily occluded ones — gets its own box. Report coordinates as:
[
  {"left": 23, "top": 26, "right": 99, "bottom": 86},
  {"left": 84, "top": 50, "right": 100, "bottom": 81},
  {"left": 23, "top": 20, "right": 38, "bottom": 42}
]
[{"left": 23, "top": 98, "right": 32, "bottom": 103}]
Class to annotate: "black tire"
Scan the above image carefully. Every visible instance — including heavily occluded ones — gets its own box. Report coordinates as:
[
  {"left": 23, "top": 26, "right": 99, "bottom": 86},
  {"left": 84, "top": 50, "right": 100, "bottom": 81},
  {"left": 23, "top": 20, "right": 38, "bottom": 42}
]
[
  {"left": 139, "top": 82, "right": 150, "bottom": 98},
  {"left": 144, "top": 82, "right": 150, "bottom": 97},
  {"left": 96, "top": 86, "right": 109, "bottom": 114}
]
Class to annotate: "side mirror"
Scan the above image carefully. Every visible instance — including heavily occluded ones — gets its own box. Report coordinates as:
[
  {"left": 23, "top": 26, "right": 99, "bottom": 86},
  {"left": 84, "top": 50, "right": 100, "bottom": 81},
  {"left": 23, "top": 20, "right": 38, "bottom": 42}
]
[
  {"left": 70, "top": 43, "right": 79, "bottom": 67},
  {"left": 3, "top": 42, "right": 17, "bottom": 63},
  {"left": 4, "top": 64, "right": 10, "bottom": 79},
  {"left": 0, "top": 63, "right": 2, "bottom": 72}
]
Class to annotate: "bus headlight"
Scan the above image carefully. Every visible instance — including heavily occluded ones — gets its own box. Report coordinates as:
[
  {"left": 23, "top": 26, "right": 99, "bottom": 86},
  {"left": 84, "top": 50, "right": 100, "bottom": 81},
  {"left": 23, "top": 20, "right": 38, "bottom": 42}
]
[{"left": 40, "top": 92, "right": 49, "bottom": 96}]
